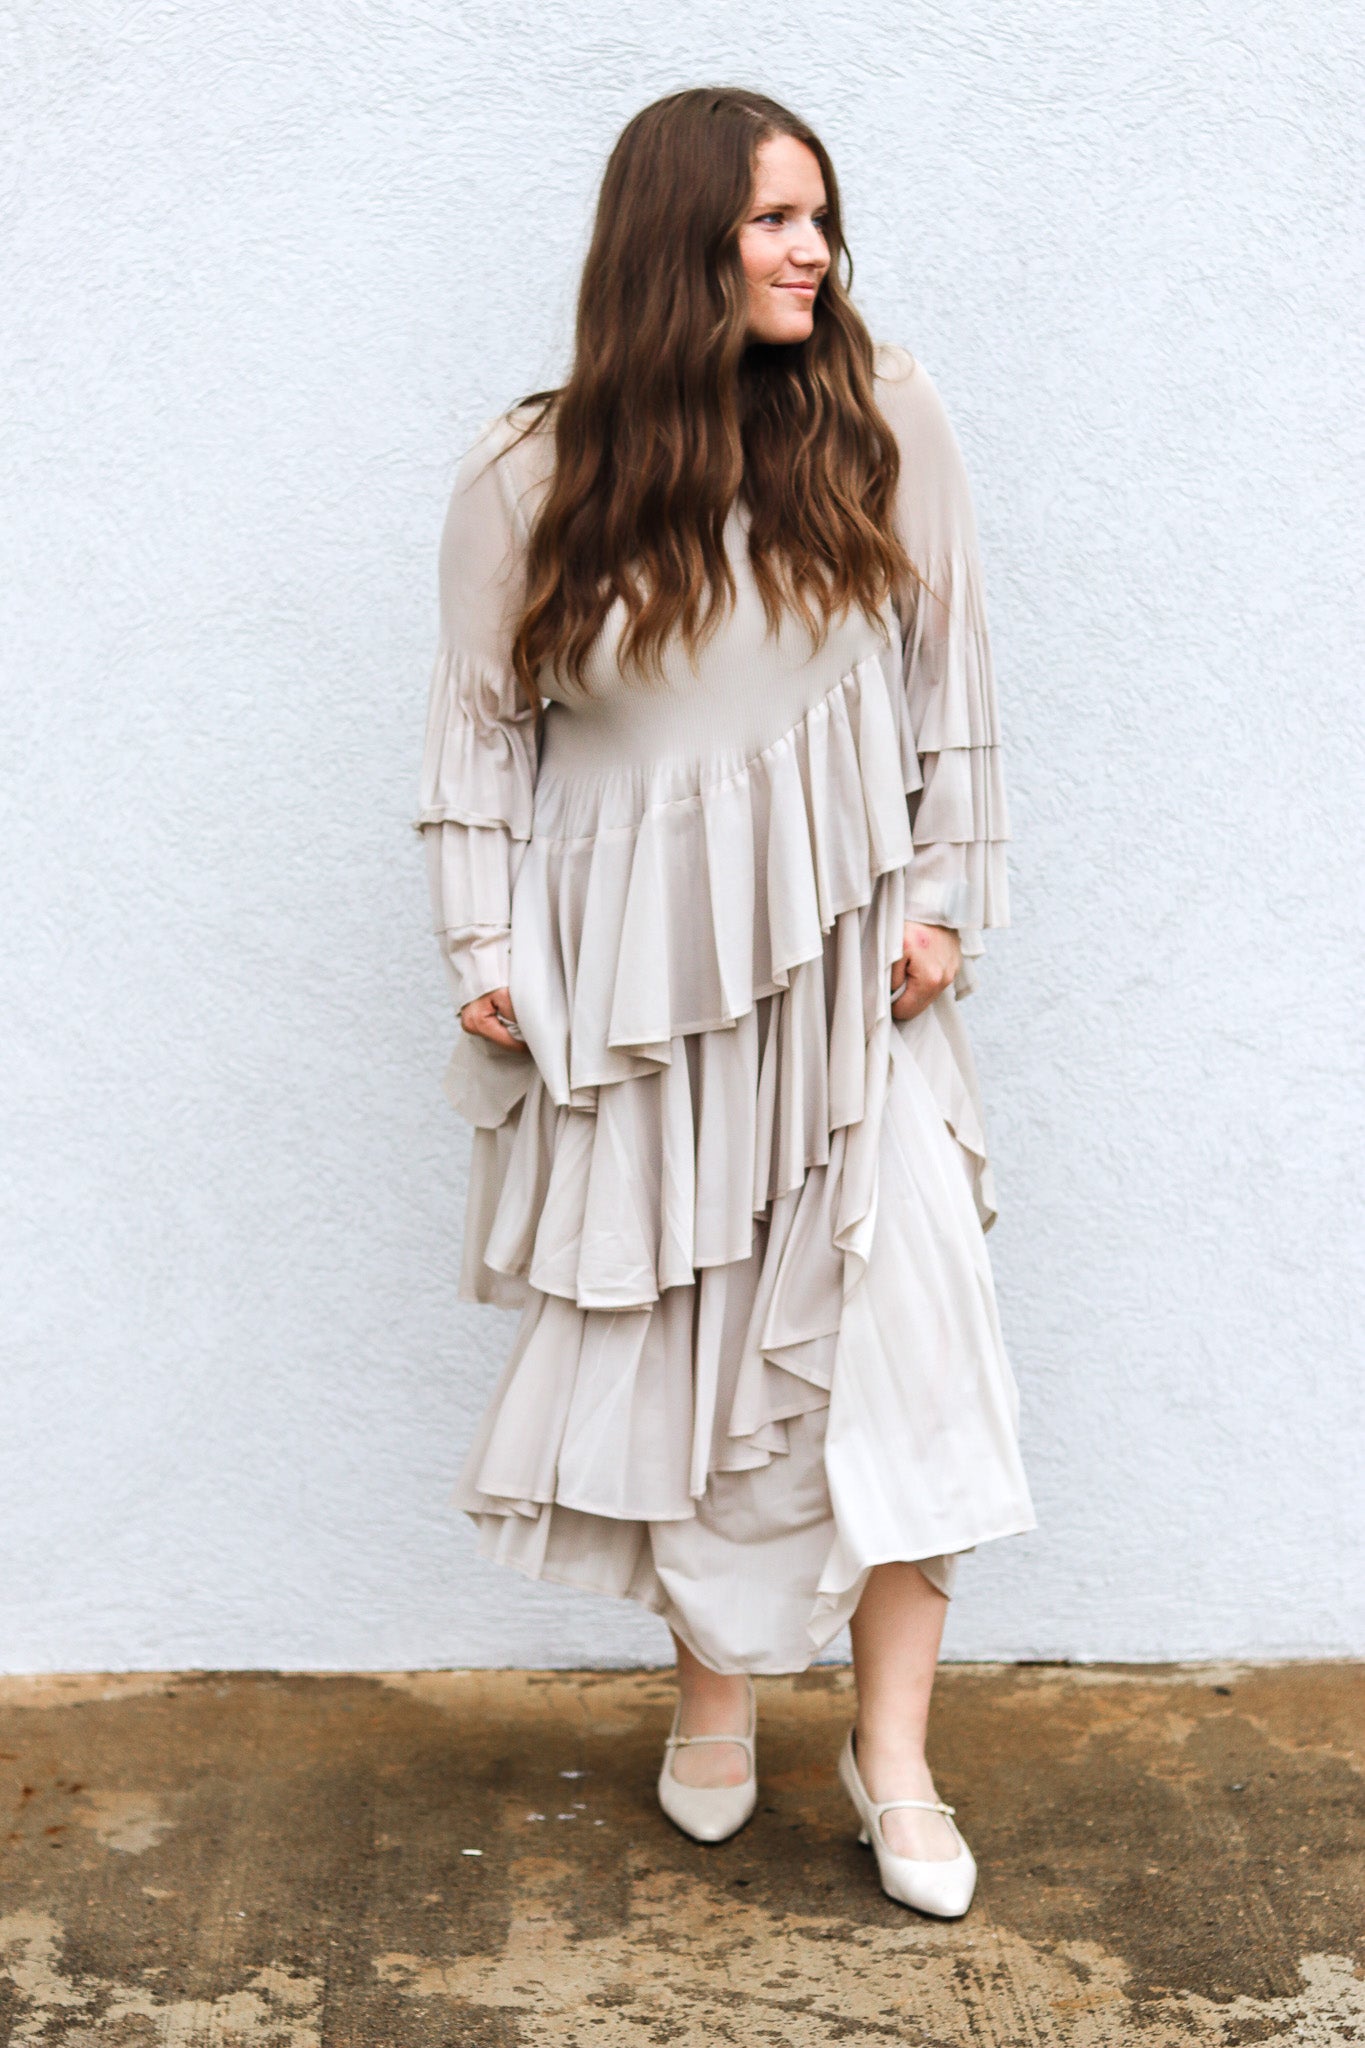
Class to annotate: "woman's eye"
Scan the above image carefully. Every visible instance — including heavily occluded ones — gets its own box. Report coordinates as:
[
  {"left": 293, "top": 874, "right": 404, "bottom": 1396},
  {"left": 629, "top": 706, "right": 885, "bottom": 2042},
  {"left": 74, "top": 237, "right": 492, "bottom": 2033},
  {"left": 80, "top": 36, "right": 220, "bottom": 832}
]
[
  {"left": 751, "top": 209, "right": 828, "bottom": 231},
  {"left": 753, "top": 211, "right": 826, "bottom": 232}
]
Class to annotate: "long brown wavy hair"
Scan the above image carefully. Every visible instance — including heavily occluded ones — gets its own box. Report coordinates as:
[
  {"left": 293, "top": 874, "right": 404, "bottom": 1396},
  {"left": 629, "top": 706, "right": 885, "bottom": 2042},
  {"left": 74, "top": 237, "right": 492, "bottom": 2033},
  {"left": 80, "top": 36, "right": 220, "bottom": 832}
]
[{"left": 508, "top": 87, "right": 914, "bottom": 703}]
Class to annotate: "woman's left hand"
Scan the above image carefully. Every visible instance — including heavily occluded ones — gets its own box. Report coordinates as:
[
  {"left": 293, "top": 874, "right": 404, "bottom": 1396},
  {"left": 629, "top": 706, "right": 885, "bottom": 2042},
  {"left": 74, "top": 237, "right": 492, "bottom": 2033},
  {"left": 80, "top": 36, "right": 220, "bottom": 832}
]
[{"left": 890, "top": 922, "right": 961, "bottom": 1020}]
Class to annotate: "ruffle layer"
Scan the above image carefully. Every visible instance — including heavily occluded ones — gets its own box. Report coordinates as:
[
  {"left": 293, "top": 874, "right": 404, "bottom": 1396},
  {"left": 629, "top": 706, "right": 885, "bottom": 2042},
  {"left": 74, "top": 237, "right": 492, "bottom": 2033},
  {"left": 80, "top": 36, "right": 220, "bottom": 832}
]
[
  {"left": 904, "top": 549, "right": 999, "bottom": 752},
  {"left": 417, "top": 646, "right": 539, "bottom": 1007},
  {"left": 508, "top": 656, "right": 917, "bottom": 1104},
  {"left": 469, "top": 921, "right": 886, "bottom": 1313},
  {"left": 417, "top": 554, "right": 1009, "bottom": 1024},
  {"left": 454, "top": 971, "right": 997, "bottom": 1523},
  {"left": 451, "top": 660, "right": 910, "bottom": 1520},
  {"left": 447, "top": 644, "right": 1003, "bottom": 1300},
  {"left": 442, "top": 641, "right": 1010, "bottom": 1591},
  {"left": 446, "top": 991, "right": 1023, "bottom": 1679},
  {"left": 416, "top": 646, "right": 538, "bottom": 836},
  {"left": 901, "top": 548, "right": 1010, "bottom": 936},
  {"left": 462, "top": 925, "right": 994, "bottom": 1285}
]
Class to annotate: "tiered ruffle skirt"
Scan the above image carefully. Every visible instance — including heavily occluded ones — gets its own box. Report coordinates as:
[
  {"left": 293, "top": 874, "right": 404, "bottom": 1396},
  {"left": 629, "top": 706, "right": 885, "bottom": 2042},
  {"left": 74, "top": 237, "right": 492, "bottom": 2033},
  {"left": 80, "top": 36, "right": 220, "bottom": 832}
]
[{"left": 437, "top": 649, "right": 1035, "bottom": 1673}]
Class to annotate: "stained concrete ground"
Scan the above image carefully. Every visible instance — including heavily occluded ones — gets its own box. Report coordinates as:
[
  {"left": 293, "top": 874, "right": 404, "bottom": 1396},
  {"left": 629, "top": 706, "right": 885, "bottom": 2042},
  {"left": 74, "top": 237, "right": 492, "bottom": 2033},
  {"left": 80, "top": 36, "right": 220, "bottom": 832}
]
[{"left": 0, "top": 1665, "right": 1361, "bottom": 2047}]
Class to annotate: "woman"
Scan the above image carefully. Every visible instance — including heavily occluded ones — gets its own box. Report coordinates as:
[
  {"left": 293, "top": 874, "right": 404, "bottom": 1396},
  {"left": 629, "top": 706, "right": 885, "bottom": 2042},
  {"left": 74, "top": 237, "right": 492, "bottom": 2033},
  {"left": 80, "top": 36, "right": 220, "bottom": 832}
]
[{"left": 416, "top": 87, "right": 1035, "bottom": 1918}]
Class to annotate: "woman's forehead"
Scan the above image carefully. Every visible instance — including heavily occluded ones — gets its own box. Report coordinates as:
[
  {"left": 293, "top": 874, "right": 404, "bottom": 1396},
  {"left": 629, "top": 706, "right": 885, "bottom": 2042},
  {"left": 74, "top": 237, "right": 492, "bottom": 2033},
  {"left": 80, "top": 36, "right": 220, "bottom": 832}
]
[{"left": 750, "top": 135, "right": 826, "bottom": 206}]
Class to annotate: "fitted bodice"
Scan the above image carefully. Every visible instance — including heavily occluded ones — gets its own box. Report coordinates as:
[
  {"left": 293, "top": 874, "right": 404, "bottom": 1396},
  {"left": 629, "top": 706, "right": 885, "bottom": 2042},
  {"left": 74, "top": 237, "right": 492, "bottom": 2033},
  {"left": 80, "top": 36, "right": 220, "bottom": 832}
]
[{"left": 535, "top": 509, "right": 896, "bottom": 781}]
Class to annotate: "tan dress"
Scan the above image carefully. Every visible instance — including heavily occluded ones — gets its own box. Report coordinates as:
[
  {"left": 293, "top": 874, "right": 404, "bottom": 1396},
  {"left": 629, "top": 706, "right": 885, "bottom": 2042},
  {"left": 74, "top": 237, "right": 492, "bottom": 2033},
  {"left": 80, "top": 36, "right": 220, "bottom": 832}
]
[{"left": 416, "top": 343, "right": 1035, "bottom": 1675}]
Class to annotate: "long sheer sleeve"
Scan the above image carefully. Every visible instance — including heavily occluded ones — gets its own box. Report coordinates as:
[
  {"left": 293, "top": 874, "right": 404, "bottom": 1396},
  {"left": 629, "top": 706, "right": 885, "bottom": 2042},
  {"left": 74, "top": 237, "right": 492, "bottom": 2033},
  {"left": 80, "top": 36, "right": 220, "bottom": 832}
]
[
  {"left": 876, "top": 345, "right": 1010, "bottom": 991},
  {"left": 415, "top": 418, "right": 540, "bottom": 1015}
]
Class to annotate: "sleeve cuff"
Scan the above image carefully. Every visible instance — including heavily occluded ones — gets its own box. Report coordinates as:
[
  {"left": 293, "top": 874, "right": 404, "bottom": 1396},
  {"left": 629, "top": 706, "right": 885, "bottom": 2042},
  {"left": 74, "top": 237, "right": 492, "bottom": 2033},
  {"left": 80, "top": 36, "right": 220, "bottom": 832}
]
[
  {"left": 902, "top": 870, "right": 973, "bottom": 932},
  {"left": 441, "top": 927, "right": 512, "bottom": 1014},
  {"left": 902, "top": 835, "right": 1009, "bottom": 933}
]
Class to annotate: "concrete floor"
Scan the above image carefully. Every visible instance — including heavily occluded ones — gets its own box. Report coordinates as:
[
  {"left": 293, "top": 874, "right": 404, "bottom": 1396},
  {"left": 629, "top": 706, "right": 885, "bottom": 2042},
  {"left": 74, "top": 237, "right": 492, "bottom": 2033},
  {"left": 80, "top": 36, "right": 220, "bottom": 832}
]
[{"left": 0, "top": 1665, "right": 1361, "bottom": 2046}]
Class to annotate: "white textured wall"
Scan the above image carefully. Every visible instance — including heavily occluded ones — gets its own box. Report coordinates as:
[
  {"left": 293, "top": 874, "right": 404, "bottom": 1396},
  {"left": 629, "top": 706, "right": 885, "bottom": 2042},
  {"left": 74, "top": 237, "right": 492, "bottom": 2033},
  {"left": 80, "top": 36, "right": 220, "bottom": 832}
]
[{"left": 2, "top": 2, "right": 1362, "bottom": 1673}]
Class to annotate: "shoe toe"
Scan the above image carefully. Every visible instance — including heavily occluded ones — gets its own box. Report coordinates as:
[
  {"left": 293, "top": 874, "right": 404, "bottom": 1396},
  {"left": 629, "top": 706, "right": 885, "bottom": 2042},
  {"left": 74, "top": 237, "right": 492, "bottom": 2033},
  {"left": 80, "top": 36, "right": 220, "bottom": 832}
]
[
  {"left": 879, "top": 1848, "right": 977, "bottom": 1918},
  {"left": 657, "top": 1769, "right": 757, "bottom": 1844}
]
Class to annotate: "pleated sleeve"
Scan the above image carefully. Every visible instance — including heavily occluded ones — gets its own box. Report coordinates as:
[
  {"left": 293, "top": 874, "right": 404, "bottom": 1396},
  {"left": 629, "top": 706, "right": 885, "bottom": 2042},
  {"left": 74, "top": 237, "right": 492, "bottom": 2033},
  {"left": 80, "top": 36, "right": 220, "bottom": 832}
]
[
  {"left": 414, "top": 419, "right": 540, "bottom": 1014},
  {"left": 876, "top": 346, "right": 1010, "bottom": 975}
]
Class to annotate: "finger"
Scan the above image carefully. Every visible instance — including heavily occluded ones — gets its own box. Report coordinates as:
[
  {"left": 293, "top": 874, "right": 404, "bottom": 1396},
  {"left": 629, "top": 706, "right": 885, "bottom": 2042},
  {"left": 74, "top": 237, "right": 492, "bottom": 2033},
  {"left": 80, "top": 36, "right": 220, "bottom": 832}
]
[
  {"left": 461, "top": 998, "right": 516, "bottom": 1049},
  {"left": 892, "top": 954, "right": 943, "bottom": 1018},
  {"left": 901, "top": 943, "right": 956, "bottom": 998},
  {"left": 473, "top": 1014, "right": 521, "bottom": 1050}
]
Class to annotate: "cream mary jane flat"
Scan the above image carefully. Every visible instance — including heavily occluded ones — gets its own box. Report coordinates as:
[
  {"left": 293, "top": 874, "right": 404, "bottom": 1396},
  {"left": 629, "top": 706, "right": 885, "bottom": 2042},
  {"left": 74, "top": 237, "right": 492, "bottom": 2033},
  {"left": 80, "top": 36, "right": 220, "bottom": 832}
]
[
  {"left": 838, "top": 1728, "right": 977, "bottom": 1918},
  {"left": 657, "top": 1676, "right": 758, "bottom": 1844}
]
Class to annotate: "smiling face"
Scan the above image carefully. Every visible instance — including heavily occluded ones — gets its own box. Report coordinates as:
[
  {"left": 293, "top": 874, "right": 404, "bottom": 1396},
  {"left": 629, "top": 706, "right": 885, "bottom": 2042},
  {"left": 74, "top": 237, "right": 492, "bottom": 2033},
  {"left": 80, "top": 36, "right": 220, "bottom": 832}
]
[{"left": 737, "top": 132, "right": 832, "bottom": 344}]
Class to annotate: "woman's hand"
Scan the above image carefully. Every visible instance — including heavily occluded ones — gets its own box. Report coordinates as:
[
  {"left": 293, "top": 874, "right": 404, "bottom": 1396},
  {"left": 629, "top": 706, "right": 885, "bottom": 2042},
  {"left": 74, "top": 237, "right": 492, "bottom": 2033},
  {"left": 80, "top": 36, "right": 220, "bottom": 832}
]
[
  {"left": 890, "top": 923, "right": 960, "bottom": 1021},
  {"left": 460, "top": 986, "right": 525, "bottom": 1052}
]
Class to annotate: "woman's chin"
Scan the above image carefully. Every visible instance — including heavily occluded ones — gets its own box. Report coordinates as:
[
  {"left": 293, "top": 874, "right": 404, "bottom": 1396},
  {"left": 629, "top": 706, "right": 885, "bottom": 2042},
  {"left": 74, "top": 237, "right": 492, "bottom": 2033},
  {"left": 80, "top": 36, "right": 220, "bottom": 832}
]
[{"left": 749, "top": 309, "right": 816, "bottom": 347}]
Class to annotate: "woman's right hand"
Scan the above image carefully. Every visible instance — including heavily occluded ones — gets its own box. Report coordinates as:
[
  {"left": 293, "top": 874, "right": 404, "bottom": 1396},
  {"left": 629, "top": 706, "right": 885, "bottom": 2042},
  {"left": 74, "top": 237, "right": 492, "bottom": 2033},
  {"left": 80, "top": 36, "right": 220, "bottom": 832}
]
[{"left": 460, "top": 986, "right": 525, "bottom": 1052}]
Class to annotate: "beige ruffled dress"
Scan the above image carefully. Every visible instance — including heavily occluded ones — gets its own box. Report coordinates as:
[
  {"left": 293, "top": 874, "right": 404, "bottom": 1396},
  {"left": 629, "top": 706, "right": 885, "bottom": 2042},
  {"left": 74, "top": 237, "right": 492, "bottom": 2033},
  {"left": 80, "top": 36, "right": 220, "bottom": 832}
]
[{"left": 417, "top": 343, "right": 1035, "bottom": 1675}]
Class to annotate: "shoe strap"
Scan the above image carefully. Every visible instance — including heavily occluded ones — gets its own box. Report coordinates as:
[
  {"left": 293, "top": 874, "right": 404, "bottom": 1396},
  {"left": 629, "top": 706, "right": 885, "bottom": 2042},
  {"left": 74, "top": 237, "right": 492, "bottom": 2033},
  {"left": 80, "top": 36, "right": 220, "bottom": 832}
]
[
  {"left": 666, "top": 1677, "right": 755, "bottom": 1752},
  {"left": 869, "top": 1795, "right": 966, "bottom": 1862},
  {"left": 874, "top": 1797, "right": 956, "bottom": 1816},
  {"left": 671, "top": 1671, "right": 757, "bottom": 1753},
  {"left": 848, "top": 1732, "right": 955, "bottom": 1822},
  {"left": 666, "top": 1730, "right": 755, "bottom": 1751}
]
